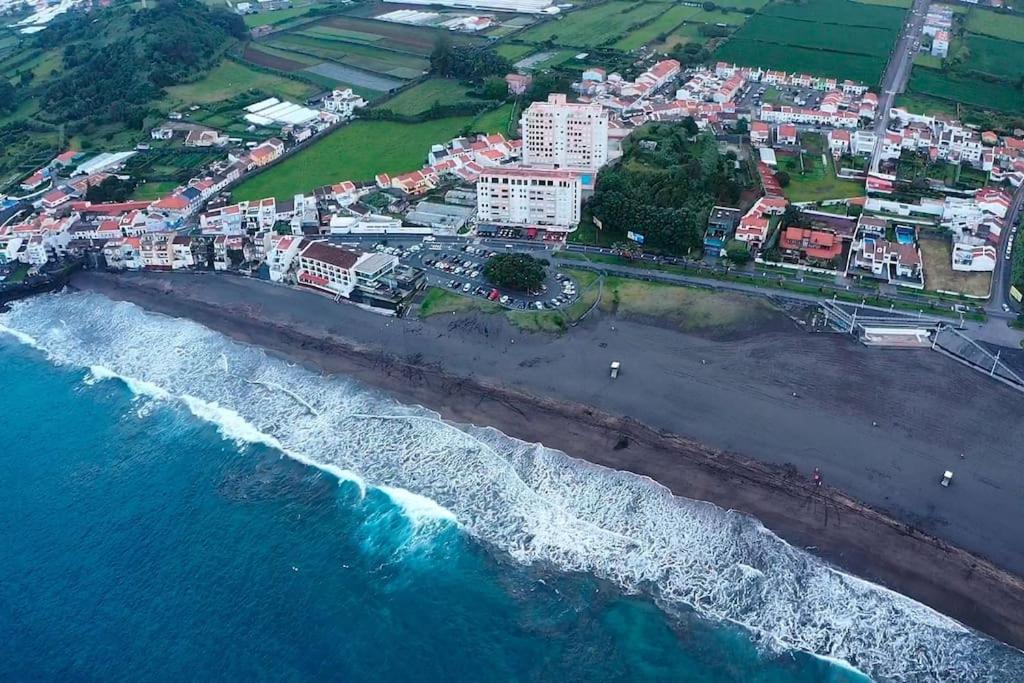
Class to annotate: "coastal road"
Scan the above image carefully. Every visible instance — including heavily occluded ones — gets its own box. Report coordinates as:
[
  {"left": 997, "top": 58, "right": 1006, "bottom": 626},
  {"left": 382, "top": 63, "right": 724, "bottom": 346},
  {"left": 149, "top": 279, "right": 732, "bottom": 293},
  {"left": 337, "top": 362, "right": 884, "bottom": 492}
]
[
  {"left": 987, "top": 183, "right": 1024, "bottom": 316},
  {"left": 870, "top": 0, "right": 930, "bottom": 173}
]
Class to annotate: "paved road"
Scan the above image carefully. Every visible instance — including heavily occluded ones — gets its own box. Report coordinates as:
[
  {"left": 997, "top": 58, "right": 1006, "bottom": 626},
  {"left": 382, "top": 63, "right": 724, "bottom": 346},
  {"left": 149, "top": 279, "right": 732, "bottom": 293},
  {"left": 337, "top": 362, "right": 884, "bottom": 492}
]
[
  {"left": 988, "top": 184, "right": 1024, "bottom": 315},
  {"left": 870, "top": 0, "right": 930, "bottom": 173}
]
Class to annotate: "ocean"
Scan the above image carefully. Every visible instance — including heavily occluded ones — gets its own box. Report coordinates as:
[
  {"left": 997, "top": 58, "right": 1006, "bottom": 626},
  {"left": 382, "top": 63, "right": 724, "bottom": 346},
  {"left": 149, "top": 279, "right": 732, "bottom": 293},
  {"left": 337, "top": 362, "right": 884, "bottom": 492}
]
[{"left": 1, "top": 292, "right": 1022, "bottom": 682}]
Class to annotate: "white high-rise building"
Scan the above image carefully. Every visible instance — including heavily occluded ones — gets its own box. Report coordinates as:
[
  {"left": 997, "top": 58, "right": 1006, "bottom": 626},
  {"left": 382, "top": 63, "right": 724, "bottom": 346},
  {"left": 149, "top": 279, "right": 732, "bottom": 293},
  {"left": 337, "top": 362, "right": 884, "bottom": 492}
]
[
  {"left": 520, "top": 94, "right": 609, "bottom": 174},
  {"left": 476, "top": 167, "right": 581, "bottom": 231}
]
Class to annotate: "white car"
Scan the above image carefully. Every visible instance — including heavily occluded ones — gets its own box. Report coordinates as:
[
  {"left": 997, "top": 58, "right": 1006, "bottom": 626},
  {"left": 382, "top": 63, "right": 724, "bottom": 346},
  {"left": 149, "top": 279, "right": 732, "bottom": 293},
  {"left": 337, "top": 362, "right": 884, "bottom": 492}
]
[{"left": 463, "top": 283, "right": 472, "bottom": 293}]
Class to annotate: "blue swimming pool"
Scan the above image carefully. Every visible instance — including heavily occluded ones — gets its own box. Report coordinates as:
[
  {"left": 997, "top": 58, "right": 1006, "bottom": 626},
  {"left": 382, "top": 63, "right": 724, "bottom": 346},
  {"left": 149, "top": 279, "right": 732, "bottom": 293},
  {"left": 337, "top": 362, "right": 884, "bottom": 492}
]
[{"left": 895, "top": 226, "right": 915, "bottom": 245}]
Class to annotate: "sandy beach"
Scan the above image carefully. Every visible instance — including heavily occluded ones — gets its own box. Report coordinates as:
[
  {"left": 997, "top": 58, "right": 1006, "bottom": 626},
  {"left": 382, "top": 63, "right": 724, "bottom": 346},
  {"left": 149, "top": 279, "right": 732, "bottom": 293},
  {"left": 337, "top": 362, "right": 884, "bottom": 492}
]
[{"left": 68, "top": 270, "right": 1024, "bottom": 649}]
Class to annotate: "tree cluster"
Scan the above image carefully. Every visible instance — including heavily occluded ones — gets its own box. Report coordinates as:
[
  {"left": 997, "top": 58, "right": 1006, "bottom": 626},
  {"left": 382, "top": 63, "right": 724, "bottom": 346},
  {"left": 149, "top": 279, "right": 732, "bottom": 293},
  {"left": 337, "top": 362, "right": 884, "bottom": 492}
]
[
  {"left": 483, "top": 253, "right": 546, "bottom": 292},
  {"left": 37, "top": 0, "right": 244, "bottom": 132},
  {"left": 431, "top": 37, "right": 511, "bottom": 81},
  {"left": 85, "top": 176, "right": 137, "bottom": 203},
  {"left": 588, "top": 123, "right": 744, "bottom": 255}
]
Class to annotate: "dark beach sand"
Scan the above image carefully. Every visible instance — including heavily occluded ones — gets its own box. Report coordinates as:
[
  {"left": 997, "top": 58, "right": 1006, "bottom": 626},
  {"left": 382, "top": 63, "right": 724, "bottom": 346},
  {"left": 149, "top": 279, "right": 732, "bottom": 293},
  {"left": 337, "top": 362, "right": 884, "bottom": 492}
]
[{"left": 69, "top": 271, "right": 1024, "bottom": 649}]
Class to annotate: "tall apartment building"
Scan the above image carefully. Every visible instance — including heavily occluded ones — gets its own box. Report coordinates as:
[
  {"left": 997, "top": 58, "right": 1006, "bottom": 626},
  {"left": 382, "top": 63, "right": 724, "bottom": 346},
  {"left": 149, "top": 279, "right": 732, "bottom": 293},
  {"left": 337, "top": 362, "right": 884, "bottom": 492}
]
[
  {"left": 520, "top": 94, "right": 609, "bottom": 175},
  {"left": 476, "top": 167, "right": 581, "bottom": 231}
]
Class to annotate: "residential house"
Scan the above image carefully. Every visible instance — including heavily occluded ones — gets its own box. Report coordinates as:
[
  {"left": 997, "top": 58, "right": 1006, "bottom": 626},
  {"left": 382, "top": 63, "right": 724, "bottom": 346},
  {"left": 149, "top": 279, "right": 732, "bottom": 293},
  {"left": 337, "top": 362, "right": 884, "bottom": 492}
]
[{"left": 704, "top": 206, "right": 743, "bottom": 255}]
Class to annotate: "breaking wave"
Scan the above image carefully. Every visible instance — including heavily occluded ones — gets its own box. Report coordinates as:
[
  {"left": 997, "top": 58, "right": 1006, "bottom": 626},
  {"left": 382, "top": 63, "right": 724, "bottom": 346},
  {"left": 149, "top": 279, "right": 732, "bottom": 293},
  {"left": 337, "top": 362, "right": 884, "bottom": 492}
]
[{"left": 3, "top": 291, "right": 1023, "bottom": 681}]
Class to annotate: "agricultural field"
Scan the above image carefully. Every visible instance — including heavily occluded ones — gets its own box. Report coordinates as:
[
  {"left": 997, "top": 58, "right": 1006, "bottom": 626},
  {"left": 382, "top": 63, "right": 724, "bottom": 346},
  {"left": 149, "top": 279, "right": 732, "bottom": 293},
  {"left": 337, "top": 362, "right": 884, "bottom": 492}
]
[
  {"left": 130, "top": 181, "right": 180, "bottom": 201},
  {"left": 495, "top": 43, "right": 536, "bottom": 61},
  {"left": 378, "top": 79, "right": 475, "bottom": 116},
  {"left": 964, "top": 7, "right": 1024, "bottom": 42},
  {"left": 686, "top": 9, "right": 750, "bottom": 26},
  {"left": 961, "top": 34, "right": 1024, "bottom": 81},
  {"left": 164, "top": 59, "right": 316, "bottom": 107},
  {"left": 242, "top": 5, "right": 313, "bottom": 28},
  {"left": 852, "top": 0, "right": 911, "bottom": 6},
  {"left": 714, "top": 0, "right": 904, "bottom": 84},
  {"left": 240, "top": 13, "right": 479, "bottom": 98},
  {"left": 516, "top": 1, "right": 670, "bottom": 48},
  {"left": 612, "top": 5, "right": 701, "bottom": 51},
  {"left": 232, "top": 115, "right": 485, "bottom": 200},
  {"left": 904, "top": 8, "right": 1024, "bottom": 116},
  {"left": 652, "top": 23, "right": 704, "bottom": 51},
  {"left": 906, "top": 66, "right": 1024, "bottom": 114}
]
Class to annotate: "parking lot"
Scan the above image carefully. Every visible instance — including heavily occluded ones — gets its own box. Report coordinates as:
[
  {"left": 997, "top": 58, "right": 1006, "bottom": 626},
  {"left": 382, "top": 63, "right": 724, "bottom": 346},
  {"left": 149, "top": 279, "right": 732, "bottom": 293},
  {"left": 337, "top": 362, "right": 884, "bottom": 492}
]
[
  {"left": 735, "top": 83, "right": 825, "bottom": 115},
  {"left": 329, "top": 235, "right": 582, "bottom": 311}
]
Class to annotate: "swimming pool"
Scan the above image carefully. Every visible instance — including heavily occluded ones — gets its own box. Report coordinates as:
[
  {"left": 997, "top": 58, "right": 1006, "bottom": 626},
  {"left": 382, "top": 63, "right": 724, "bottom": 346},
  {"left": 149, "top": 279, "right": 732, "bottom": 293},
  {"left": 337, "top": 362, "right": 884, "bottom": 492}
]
[{"left": 895, "top": 226, "right": 915, "bottom": 245}]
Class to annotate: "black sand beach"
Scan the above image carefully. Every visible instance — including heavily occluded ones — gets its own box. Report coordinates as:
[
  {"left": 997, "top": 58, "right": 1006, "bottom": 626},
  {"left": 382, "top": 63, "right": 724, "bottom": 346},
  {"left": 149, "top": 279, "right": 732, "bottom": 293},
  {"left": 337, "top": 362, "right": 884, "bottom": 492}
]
[{"left": 69, "top": 271, "right": 1024, "bottom": 649}]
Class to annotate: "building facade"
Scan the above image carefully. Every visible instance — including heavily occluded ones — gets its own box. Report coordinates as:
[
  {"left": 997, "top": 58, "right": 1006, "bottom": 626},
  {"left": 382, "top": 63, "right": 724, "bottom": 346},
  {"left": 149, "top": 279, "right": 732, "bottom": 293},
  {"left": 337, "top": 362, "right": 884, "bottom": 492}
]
[
  {"left": 476, "top": 167, "right": 581, "bottom": 231},
  {"left": 520, "top": 94, "right": 609, "bottom": 174}
]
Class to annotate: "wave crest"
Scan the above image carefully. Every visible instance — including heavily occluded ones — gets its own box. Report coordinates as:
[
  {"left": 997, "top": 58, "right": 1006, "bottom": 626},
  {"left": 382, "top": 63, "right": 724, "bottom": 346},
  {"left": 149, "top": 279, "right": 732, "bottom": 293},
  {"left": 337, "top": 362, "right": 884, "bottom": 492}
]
[{"left": 3, "top": 291, "right": 1023, "bottom": 681}]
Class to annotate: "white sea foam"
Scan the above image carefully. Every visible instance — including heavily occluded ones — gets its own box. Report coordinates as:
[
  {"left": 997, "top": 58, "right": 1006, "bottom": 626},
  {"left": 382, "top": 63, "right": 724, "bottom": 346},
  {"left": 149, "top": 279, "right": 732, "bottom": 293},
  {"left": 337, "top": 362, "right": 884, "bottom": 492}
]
[{"left": 2, "top": 291, "right": 1023, "bottom": 682}]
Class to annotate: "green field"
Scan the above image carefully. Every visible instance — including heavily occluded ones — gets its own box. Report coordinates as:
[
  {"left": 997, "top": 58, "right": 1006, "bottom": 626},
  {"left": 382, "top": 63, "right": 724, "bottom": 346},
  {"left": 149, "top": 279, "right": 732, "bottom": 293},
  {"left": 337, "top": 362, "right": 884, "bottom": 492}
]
[
  {"left": 164, "top": 59, "right": 315, "bottom": 106},
  {"left": 269, "top": 34, "right": 429, "bottom": 77},
  {"left": 471, "top": 103, "right": 518, "bottom": 137},
  {"left": 495, "top": 43, "right": 536, "bottom": 61},
  {"left": 851, "top": 0, "right": 912, "bottom": 7},
  {"left": 653, "top": 23, "right": 704, "bottom": 51},
  {"left": 378, "top": 79, "right": 475, "bottom": 115},
  {"left": 779, "top": 141, "right": 865, "bottom": 203},
  {"left": 714, "top": 0, "right": 903, "bottom": 83},
  {"left": 130, "top": 181, "right": 179, "bottom": 201},
  {"left": 961, "top": 34, "right": 1024, "bottom": 81},
  {"left": 719, "top": 0, "right": 769, "bottom": 9},
  {"left": 232, "top": 116, "right": 494, "bottom": 200},
  {"left": 732, "top": 15, "right": 897, "bottom": 56},
  {"left": 242, "top": 5, "right": 312, "bottom": 28},
  {"left": 964, "top": 7, "right": 1024, "bottom": 42},
  {"left": 761, "top": 0, "right": 906, "bottom": 28},
  {"left": 613, "top": 5, "right": 701, "bottom": 50},
  {"left": 907, "top": 66, "right": 1024, "bottom": 113},
  {"left": 686, "top": 9, "right": 751, "bottom": 26},
  {"left": 715, "top": 40, "right": 886, "bottom": 83},
  {"left": 518, "top": 1, "right": 670, "bottom": 48}
]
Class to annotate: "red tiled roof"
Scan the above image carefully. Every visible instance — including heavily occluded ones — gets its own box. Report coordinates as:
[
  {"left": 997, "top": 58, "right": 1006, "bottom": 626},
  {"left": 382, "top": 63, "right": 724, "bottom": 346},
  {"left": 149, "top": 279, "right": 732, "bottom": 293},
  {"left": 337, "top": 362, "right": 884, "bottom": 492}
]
[{"left": 301, "top": 241, "right": 359, "bottom": 269}]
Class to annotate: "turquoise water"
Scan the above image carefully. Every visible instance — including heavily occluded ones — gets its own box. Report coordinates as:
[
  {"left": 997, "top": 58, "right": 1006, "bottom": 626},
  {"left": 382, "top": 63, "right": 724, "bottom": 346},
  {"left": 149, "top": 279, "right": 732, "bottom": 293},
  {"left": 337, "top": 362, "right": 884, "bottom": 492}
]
[{"left": 2, "top": 293, "right": 1022, "bottom": 681}]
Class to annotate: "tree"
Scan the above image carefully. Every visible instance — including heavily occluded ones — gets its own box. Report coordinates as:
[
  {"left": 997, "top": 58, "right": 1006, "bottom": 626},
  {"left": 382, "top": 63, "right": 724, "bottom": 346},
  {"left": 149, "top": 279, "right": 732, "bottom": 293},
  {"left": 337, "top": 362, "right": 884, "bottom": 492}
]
[
  {"left": 733, "top": 118, "right": 748, "bottom": 135},
  {"left": 430, "top": 35, "right": 453, "bottom": 77},
  {"left": 725, "top": 239, "right": 752, "bottom": 264},
  {"left": 481, "top": 76, "right": 508, "bottom": 100},
  {"left": 702, "top": 1, "right": 716, "bottom": 9},
  {"left": 85, "top": 175, "right": 137, "bottom": 203},
  {"left": 0, "top": 81, "right": 17, "bottom": 115},
  {"left": 776, "top": 170, "right": 791, "bottom": 187},
  {"left": 483, "top": 253, "right": 546, "bottom": 292},
  {"left": 681, "top": 116, "right": 699, "bottom": 137}
]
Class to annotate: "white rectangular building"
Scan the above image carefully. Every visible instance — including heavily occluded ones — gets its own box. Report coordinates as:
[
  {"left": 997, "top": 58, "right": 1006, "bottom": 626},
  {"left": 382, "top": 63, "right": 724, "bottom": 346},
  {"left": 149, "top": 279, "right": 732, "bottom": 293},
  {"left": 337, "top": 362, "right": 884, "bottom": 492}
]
[
  {"left": 520, "top": 94, "right": 608, "bottom": 175},
  {"left": 477, "top": 167, "right": 581, "bottom": 232}
]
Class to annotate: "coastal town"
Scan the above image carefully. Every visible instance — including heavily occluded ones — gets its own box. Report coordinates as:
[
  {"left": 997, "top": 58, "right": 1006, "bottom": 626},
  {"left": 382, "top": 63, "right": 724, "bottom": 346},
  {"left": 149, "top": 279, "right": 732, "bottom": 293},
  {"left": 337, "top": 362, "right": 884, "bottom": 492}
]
[{"left": 3, "top": 0, "right": 1024, "bottom": 679}]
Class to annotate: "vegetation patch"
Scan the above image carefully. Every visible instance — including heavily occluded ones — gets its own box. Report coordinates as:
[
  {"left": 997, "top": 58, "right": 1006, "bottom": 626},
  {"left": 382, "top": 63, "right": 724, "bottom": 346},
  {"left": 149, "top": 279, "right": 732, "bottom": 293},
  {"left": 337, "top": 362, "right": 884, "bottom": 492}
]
[
  {"left": 919, "top": 238, "right": 991, "bottom": 298},
  {"left": 517, "top": 1, "right": 670, "bottom": 48},
  {"left": 964, "top": 7, "right": 1024, "bottom": 42},
  {"left": 374, "top": 79, "right": 474, "bottom": 116},
  {"left": 419, "top": 287, "right": 500, "bottom": 317},
  {"left": 906, "top": 66, "right": 1024, "bottom": 114},
  {"left": 232, "top": 115, "right": 505, "bottom": 200},
  {"left": 164, "top": 59, "right": 315, "bottom": 106},
  {"left": 613, "top": 5, "right": 702, "bottom": 51}
]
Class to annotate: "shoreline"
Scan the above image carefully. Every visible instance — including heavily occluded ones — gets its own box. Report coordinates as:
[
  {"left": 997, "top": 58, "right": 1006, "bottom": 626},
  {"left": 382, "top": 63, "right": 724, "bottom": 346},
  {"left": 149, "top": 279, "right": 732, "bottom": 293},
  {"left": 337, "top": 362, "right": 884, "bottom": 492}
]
[{"left": 63, "top": 270, "right": 1024, "bottom": 650}]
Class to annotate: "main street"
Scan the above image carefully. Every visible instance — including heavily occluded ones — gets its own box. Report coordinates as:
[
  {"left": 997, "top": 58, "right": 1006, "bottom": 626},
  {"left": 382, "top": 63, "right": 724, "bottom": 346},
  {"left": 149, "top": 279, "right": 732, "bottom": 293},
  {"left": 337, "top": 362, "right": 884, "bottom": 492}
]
[{"left": 870, "top": 0, "right": 931, "bottom": 173}]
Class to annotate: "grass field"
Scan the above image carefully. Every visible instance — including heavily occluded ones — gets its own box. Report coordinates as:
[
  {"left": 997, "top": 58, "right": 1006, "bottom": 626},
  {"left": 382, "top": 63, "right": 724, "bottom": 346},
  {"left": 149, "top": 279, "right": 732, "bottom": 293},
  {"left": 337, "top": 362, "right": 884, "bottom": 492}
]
[
  {"left": 961, "top": 34, "right": 1024, "bottom": 81},
  {"left": 779, "top": 143, "right": 865, "bottom": 203},
  {"left": 495, "top": 43, "right": 535, "bottom": 61},
  {"left": 907, "top": 66, "right": 1024, "bottom": 113},
  {"left": 378, "top": 79, "right": 474, "bottom": 116},
  {"left": 686, "top": 9, "right": 751, "bottom": 26},
  {"left": 319, "top": 15, "right": 481, "bottom": 54},
  {"left": 715, "top": 40, "right": 886, "bottom": 83},
  {"left": 130, "top": 181, "right": 179, "bottom": 201},
  {"left": 471, "top": 103, "right": 518, "bottom": 137},
  {"left": 920, "top": 239, "right": 991, "bottom": 298},
  {"left": 851, "top": 0, "right": 911, "bottom": 7},
  {"left": 164, "top": 59, "right": 315, "bottom": 106},
  {"left": 613, "top": 5, "right": 701, "bottom": 50},
  {"left": 964, "top": 7, "right": 1024, "bottom": 42},
  {"left": 714, "top": 0, "right": 902, "bottom": 83},
  {"left": 268, "top": 34, "right": 429, "bottom": 78},
  {"left": 518, "top": 1, "right": 670, "bottom": 48},
  {"left": 894, "top": 91, "right": 959, "bottom": 117},
  {"left": 242, "top": 6, "right": 312, "bottom": 28},
  {"left": 232, "top": 115, "right": 511, "bottom": 200},
  {"left": 653, "top": 23, "right": 704, "bottom": 51},
  {"left": 419, "top": 287, "right": 500, "bottom": 317}
]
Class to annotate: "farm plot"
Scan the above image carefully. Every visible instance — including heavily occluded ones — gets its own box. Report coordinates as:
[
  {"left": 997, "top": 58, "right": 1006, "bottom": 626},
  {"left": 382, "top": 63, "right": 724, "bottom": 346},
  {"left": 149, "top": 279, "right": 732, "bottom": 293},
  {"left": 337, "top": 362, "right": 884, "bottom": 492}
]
[
  {"left": 231, "top": 116, "right": 488, "bottom": 201},
  {"left": 652, "top": 23, "right": 704, "bottom": 51},
  {"left": 165, "top": 59, "right": 316, "bottom": 105},
  {"left": 686, "top": 9, "right": 751, "bottom": 26},
  {"left": 961, "top": 34, "right": 1024, "bottom": 81},
  {"left": 378, "top": 79, "right": 475, "bottom": 116},
  {"left": 714, "top": 0, "right": 904, "bottom": 84},
  {"left": 964, "top": 7, "right": 1024, "bottom": 42},
  {"left": 906, "top": 66, "right": 1024, "bottom": 113},
  {"left": 760, "top": 0, "right": 905, "bottom": 29},
  {"left": 613, "top": 5, "right": 701, "bottom": 50},
  {"left": 517, "top": 2, "right": 670, "bottom": 48},
  {"left": 319, "top": 15, "right": 482, "bottom": 53},
  {"left": 268, "top": 33, "right": 429, "bottom": 78},
  {"left": 732, "top": 15, "right": 897, "bottom": 56},
  {"left": 715, "top": 40, "right": 885, "bottom": 83},
  {"left": 243, "top": 44, "right": 317, "bottom": 72}
]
